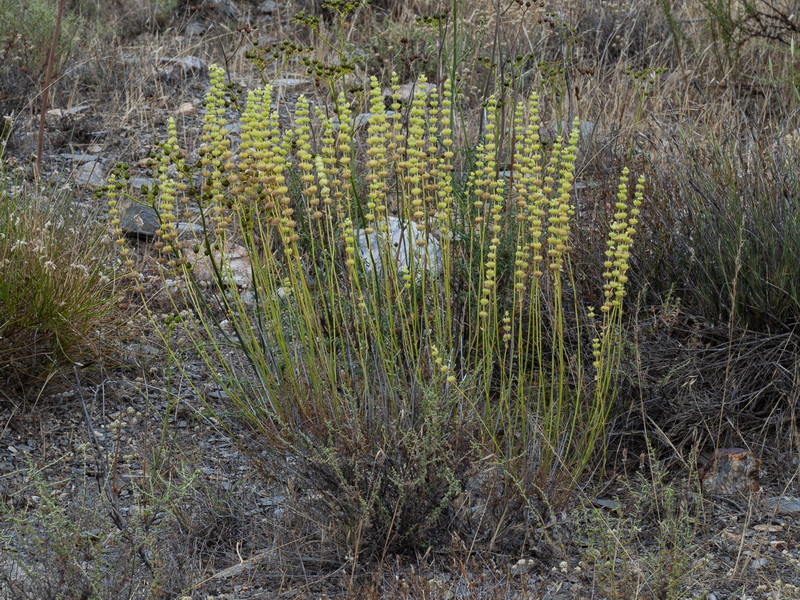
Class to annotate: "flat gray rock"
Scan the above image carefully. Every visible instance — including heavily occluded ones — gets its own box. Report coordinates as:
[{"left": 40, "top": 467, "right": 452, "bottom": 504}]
[
  {"left": 157, "top": 56, "right": 208, "bottom": 80},
  {"left": 258, "top": 0, "right": 277, "bottom": 13},
  {"left": 57, "top": 153, "right": 100, "bottom": 163},
  {"left": 128, "top": 176, "right": 152, "bottom": 190},
  {"left": 184, "top": 21, "right": 208, "bottom": 37},
  {"left": 120, "top": 204, "right": 160, "bottom": 239},
  {"left": 765, "top": 496, "right": 800, "bottom": 515}
]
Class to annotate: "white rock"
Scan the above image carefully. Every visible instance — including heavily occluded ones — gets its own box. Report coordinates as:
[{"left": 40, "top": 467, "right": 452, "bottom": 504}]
[
  {"left": 271, "top": 77, "right": 313, "bottom": 91},
  {"left": 356, "top": 216, "right": 442, "bottom": 280},
  {"left": 75, "top": 160, "right": 105, "bottom": 189},
  {"left": 158, "top": 56, "right": 207, "bottom": 79},
  {"left": 46, "top": 104, "right": 89, "bottom": 119}
]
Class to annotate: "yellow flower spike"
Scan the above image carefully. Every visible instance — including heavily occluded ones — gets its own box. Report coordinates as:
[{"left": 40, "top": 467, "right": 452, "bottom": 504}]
[
  {"left": 293, "top": 95, "right": 321, "bottom": 224},
  {"left": 364, "top": 83, "right": 389, "bottom": 229},
  {"left": 199, "top": 65, "right": 238, "bottom": 238},
  {"left": 599, "top": 170, "right": 644, "bottom": 314}
]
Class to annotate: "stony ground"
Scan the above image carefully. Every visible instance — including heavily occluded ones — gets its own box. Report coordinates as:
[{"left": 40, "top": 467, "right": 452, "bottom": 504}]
[
  {"left": 2, "top": 1, "right": 800, "bottom": 598},
  {"left": 3, "top": 364, "right": 800, "bottom": 598}
]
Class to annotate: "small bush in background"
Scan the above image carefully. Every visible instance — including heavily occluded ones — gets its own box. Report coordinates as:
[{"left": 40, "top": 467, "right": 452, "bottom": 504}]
[
  {"left": 0, "top": 446, "right": 206, "bottom": 599},
  {"left": 0, "top": 162, "right": 120, "bottom": 396},
  {"left": 635, "top": 132, "right": 800, "bottom": 333}
]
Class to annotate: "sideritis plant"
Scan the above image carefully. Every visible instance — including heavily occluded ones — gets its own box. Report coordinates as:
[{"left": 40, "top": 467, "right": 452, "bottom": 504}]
[{"left": 110, "top": 63, "right": 642, "bottom": 564}]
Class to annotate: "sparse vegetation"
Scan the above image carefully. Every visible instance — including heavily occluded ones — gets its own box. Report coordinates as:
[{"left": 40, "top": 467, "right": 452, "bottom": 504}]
[
  {"left": 2, "top": 0, "right": 800, "bottom": 598},
  {"left": 579, "top": 449, "right": 700, "bottom": 599}
]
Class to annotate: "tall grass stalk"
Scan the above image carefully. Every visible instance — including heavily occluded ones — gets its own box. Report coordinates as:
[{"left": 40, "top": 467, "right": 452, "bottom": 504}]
[{"left": 119, "top": 63, "right": 641, "bottom": 556}]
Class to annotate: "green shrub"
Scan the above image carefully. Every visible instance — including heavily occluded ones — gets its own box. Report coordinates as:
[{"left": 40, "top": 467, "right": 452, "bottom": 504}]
[
  {"left": 698, "top": 0, "right": 800, "bottom": 76},
  {"left": 115, "top": 63, "right": 641, "bottom": 563},
  {"left": 0, "top": 163, "right": 119, "bottom": 394},
  {"left": 635, "top": 133, "right": 800, "bottom": 332}
]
